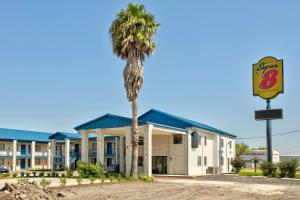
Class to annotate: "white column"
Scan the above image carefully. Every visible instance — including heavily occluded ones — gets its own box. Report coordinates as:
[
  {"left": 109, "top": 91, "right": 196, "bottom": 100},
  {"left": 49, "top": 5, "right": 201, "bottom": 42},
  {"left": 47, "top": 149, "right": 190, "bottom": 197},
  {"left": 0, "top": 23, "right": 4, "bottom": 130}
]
[
  {"left": 51, "top": 139, "right": 56, "bottom": 171},
  {"left": 186, "top": 129, "right": 192, "bottom": 176},
  {"left": 115, "top": 137, "right": 118, "bottom": 164},
  {"left": 214, "top": 134, "right": 220, "bottom": 173},
  {"left": 119, "top": 136, "right": 125, "bottom": 174},
  {"left": 47, "top": 142, "right": 51, "bottom": 169},
  {"left": 12, "top": 140, "right": 17, "bottom": 171},
  {"left": 143, "top": 124, "right": 153, "bottom": 176},
  {"left": 168, "top": 134, "right": 174, "bottom": 174},
  {"left": 125, "top": 127, "right": 132, "bottom": 176},
  {"left": 80, "top": 131, "right": 89, "bottom": 163},
  {"left": 64, "top": 139, "right": 70, "bottom": 169},
  {"left": 96, "top": 129, "right": 104, "bottom": 165},
  {"left": 31, "top": 141, "right": 36, "bottom": 170}
]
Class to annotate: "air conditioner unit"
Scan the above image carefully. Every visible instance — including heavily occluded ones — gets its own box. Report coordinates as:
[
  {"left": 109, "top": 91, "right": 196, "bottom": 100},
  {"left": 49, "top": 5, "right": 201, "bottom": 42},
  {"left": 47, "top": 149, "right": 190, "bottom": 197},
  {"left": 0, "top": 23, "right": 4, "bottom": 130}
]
[{"left": 206, "top": 167, "right": 219, "bottom": 174}]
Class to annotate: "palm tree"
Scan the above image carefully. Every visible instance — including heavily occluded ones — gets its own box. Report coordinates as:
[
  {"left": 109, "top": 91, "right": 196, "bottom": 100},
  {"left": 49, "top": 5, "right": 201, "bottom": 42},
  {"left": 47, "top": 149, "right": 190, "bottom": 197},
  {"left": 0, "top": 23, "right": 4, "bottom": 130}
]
[
  {"left": 109, "top": 3, "right": 159, "bottom": 178},
  {"left": 252, "top": 156, "right": 260, "bottom": 172}
]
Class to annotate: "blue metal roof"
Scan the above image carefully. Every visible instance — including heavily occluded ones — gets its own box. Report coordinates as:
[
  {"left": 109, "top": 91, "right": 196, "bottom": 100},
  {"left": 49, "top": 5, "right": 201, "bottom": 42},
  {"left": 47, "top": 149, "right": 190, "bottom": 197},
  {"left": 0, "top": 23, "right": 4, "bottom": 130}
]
[
  {"left": 74, "top": 113, "right": 147, "bottom": 131},
  {"left": 74, "top": 109, "right": 236, "bottom": 138},
  {"left": 139, "top": 109, "right": 237, "bottom": 138},
  {"left": 49, "top": 132, "right": 81, "bottom": 140},
  {"left": 0, "top": 128, "right": 52, "bottom": 142}
]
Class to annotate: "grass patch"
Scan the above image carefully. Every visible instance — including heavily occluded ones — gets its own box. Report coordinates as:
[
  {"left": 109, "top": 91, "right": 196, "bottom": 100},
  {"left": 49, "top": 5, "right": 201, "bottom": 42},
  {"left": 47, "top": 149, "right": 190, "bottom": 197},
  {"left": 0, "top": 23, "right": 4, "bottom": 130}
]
[{"left": 239, "top": 168, "right": 263, "bottom": 176}]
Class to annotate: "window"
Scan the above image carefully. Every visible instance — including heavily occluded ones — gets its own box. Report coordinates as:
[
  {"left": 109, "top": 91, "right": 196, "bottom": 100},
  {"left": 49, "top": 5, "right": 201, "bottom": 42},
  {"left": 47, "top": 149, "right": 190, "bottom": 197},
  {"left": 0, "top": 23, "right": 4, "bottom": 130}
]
[
  {"left": 191, "top": 132, "right": 199, "bottom": 148},
  {"left": 220, "top": 139, "right": 224, "bottom": 148},
  {"left": 173, "top": 134, "right": 182, "bottom": 144},
  {"left": 197, "top": 156, "right": 201, "bottom": 166},
  {"left": 199, "top": 135, "right": 201, "bottom": 145},
  {"left": 92, "top": 143, "right": 97, "bottom": 150},
  {"left": 221, "top": 156, "right": 224, "bottom": 165},
  {"left": 204, "top": 156, "right": 207, "bottom": 166},
  {"left": 138, "top": 156, "right": 143, "bottom": 166},
  {"left": 0, "top": 144, "right": 5, "bottom": 151},
  {"left": 229, "top": 141, "right": 232, "bottom": 149},
  {"left": 204, "top": 136, "right": 207, "bottom": 146},
  {"left": 138, "top": 137, "right": 144, "bottom": 145},
  {"left": 36, "top": 145, "right": 41, "bottom": 152},
  {"left": 35, "top": 158, "right": 41, "bottom": 165}
]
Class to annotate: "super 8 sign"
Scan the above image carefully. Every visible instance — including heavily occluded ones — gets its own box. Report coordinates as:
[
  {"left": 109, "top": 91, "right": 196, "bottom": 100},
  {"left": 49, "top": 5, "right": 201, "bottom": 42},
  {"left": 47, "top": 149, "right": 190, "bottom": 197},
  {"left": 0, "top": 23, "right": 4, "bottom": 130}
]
[{"left": 253, "top": 56, "right": 284, "bottom": 100}]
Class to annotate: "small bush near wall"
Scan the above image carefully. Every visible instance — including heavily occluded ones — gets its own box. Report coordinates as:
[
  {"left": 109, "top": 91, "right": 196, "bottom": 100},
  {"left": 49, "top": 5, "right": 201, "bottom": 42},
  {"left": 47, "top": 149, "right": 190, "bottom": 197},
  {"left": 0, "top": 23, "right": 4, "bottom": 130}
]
[
  {"left": 139, "top": 174, "right": 154, "bottom": 182},
  {"left": 260, "top": 161, "right": 277, "bottom": 177},
  {"left": 287, "top": 159, "right": 299, "bottom": 178},
  {"left": 32, "top": 172, "right": 37, "bottom": 177},
  {"left": 66, "top": 168, "right": 73, "bottom": 178},
  {"left": 12, "top": 173, "right": 17, "bottom": 178},
  {"left": 76, "top": 161, "right": 103, "bottom": 178},
  {"left": 26, "top": 172, "right": 30, "bottom": 177},
  {"left": 20, "top": 172, "right": 25, "bottom": 177},
  {"left": 39, "top": 172, "right": 44, "bottom": 177},
  {"left": 231, "top": 157, "right": 245, "bottom": 173},
  {"left": 278, "top": 161, "right": 289, "bottom": 178}
]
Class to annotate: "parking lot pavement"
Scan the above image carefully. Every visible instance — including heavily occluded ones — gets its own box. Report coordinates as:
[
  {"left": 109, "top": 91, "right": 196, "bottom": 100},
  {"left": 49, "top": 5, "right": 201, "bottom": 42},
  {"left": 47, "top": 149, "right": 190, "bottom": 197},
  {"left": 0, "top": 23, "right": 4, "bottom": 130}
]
[{"left": 194, "top": 174, "right": 300, "bottom": 186}]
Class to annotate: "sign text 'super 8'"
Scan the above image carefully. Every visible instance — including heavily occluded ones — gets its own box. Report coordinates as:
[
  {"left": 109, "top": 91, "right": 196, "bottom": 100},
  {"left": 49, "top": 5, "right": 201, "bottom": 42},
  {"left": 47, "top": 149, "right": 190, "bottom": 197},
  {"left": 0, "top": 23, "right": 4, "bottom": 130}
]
[{"left": 253, "top": 56, "right": 284, "bottom": 100}]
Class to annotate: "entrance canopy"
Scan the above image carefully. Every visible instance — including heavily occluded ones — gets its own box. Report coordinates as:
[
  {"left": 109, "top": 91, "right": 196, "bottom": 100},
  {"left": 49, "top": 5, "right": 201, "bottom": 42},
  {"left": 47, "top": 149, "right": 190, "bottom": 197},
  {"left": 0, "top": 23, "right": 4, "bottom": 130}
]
[{"left": 74, "top": 109, "right": 236, "bottom": 138}]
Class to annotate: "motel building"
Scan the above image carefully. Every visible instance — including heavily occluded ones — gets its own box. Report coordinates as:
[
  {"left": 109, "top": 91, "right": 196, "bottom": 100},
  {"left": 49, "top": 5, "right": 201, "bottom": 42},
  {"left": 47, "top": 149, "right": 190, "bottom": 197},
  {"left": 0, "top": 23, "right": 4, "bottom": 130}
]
[
  {"left": 0, "top": 109, "right": 236, "bottom": 176},
  {"left": 74, "top": 109, "right": 237, "bottom": 176},
  {"left": 0, "top": 128, "right": 52, "bottom": 171}
]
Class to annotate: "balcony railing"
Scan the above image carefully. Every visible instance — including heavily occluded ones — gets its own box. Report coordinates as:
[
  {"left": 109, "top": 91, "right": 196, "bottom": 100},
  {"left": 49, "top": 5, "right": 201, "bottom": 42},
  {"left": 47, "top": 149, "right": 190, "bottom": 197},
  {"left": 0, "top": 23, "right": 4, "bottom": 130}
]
[
  {"left": 0, "top": 150, "right": 13, "bottom": 157},
  {"left": 105, "top": 148, "right": 118, "bottom": 156},
  {"left": 88, "top": 148, "right": 119, "bottom": 157}
]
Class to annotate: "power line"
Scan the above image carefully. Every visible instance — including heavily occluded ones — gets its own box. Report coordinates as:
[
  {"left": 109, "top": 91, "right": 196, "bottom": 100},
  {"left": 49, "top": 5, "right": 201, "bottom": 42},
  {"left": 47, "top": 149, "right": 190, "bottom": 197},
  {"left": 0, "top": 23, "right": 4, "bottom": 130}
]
[{"left": 236, "top": 129, "right": 300, "bottom": 140}]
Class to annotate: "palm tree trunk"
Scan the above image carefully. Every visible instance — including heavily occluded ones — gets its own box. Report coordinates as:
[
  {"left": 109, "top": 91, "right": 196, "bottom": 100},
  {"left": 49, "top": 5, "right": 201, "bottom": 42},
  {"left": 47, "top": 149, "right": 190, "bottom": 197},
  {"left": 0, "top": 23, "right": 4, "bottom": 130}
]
[{"left": 131, "top": 99, "right": 139, "bottom": 178}]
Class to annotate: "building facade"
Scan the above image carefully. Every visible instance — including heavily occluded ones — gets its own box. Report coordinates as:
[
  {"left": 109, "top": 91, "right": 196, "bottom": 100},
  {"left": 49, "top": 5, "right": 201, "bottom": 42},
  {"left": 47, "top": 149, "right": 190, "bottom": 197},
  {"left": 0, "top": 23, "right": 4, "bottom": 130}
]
[
  {"left": 75, "top": 109, "right": 236, "bottom": 176},
  {"left": 0, "top": 128, "right": 51, "bottom": 171},
  {"left": 0, "top": 109, "right": 236, "bottom": 176}
]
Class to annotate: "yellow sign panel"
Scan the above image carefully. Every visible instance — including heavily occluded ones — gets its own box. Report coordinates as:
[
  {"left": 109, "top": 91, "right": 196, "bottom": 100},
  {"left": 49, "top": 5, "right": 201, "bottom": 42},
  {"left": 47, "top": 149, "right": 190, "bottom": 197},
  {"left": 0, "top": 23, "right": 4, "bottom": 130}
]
[{"left": 253, "top": 56, "right": 284, "bottom": 100}]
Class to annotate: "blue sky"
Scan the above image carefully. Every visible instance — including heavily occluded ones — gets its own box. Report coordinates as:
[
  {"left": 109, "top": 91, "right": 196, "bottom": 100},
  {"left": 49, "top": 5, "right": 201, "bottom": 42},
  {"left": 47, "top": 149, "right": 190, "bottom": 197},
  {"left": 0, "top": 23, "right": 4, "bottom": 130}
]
[{"left": 0, "top": 1, "right": 300, "bottom": 154}]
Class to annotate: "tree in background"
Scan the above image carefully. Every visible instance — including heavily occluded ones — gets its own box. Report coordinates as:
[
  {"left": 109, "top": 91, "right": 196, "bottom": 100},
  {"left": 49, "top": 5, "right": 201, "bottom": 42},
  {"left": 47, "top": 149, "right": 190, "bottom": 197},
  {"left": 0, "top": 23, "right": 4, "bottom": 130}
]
[
  {"left": 235, "top": 142, "right": 250, "bottom": 157},
  {"left": 252, "top": 156, "right": 260, "bottom": 172},
  {"left": 109, "top": 3, "right": 159, "bottom": 178}
]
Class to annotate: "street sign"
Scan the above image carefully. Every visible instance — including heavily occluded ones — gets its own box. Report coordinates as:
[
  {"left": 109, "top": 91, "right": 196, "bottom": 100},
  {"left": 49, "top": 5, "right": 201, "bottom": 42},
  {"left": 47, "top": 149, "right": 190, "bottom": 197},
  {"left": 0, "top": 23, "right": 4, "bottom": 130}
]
[
  {"left": 253, "top": 56, "right": 284, "bottom": 100},
  {"left": 255, "top": 109, "right": 283, "bottom": 120}
]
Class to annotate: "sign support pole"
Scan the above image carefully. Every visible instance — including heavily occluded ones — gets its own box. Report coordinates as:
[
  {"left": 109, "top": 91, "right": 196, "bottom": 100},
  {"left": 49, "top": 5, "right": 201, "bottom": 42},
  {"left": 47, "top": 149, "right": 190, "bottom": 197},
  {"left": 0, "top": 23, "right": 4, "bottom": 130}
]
[{"left": 266, "top": 99, "right": 272, "bottom": 163}]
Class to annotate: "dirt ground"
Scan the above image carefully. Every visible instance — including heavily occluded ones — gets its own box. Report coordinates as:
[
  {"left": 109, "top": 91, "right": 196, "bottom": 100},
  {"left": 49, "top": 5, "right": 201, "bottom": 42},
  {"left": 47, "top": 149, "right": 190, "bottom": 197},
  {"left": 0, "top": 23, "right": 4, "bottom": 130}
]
[{"left": 61, "top": 176, "right": 300, "bottom": 200}]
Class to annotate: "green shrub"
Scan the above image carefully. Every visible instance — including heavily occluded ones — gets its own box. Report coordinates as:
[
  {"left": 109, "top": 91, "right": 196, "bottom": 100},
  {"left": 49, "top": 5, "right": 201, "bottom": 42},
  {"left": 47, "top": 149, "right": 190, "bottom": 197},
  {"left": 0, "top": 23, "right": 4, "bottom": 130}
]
[
  {"left": 33, "top": 171, "right": 37, "bottom": 177},
  {"left": 39, "top": 172, "right": 44, "bottom": 177},
  {"left": 139, "top": 174, "right": 154, "bottom": 182},
  {"left": 0, "top": 173, "right": 10, "bottom": 179},
  {"left": 287, "top": 159, "right": 298, "bottom": 178},
  {"left": 278, "top": 161, "right": 289, "bottom": 178},
  {"left": 231, "top": 156, "right": 245, "bottom": 173},
  {"left": 76, "top": 176, "right": 83, "bottom": 185},
  {"left": 59, "top": 177, "right": 67, "bottom": 187},
  {"left": 20, "top": 172, "right": 25, "bottom": 177},
  {"left": 47, "top": 172, "right": 51, "bottom": 177},
  {"left": 66, "top": 168, "right": 73, "bottom": 178},
  {"left": 88, "top": 175, "right": 96, "bottom": 184},
  {"left": 260, "top": 161, "right": 277, "bottom": 177},
  {"left": 12, "top": 173, "right": 17, "bottom": 178},
  {"left": 61, "top": 173, "right": 65, "bottom": 177},
  {"left": 76, "top": 161, "right": 103, "bottom": 178},
  {"left": 40, "top": 178, "right": 51, "bottom": 189},
  {"left": 26, "top": 172, "right": 30, "bottom": 177}
]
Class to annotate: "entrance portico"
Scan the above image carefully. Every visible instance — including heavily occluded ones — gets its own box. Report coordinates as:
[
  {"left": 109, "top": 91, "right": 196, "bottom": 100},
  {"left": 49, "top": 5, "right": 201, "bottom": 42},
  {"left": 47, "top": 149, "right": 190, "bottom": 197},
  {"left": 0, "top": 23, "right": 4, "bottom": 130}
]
[
  {"left": 74, "top": 109, "right": 236, "bottom": 176},
  {"left": 74, "top": 113, "right": 185, "bottom": 176}
]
